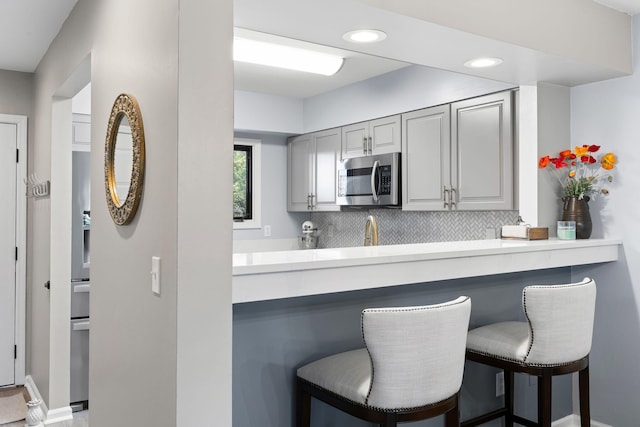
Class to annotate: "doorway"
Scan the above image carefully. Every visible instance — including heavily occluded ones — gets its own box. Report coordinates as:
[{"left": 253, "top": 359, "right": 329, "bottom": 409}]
[{"left": 0, "top": 114, "right": 27, "bottom": 387}]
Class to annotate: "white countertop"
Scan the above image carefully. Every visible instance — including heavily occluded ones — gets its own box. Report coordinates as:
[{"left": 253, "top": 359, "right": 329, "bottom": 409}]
[{"left": 232, "top": 238, "right": 621, "bottom": 303}]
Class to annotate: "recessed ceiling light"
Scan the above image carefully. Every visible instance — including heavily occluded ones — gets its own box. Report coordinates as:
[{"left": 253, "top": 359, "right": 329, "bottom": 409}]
[
  {"left": 464, "top": 57, "right": 503, "bottom": 68},
  {"left": 233, "top": 38, "right": 344, "bottom": 76},
  {"left": 342, "top": 29, "right": 387, "bottom": 44}
]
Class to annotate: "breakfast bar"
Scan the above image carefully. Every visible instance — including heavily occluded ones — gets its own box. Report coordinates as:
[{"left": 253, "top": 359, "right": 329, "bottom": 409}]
[
  {"left": 232, "top": 238, "right": 620, "bottom": 426},
  {"left": 233, "top": 238, "right": 621, "bottom": 303}
]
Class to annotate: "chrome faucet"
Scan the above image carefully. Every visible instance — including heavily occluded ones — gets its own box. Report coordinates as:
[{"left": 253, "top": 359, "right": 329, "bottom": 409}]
[{"left": 364, "top": 215, "right": 379, "bottom": 246}]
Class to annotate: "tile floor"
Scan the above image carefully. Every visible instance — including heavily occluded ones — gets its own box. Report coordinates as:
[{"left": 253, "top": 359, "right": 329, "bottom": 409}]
[{"left": 49, "top": 410, "right": 89, "bottom": 427}]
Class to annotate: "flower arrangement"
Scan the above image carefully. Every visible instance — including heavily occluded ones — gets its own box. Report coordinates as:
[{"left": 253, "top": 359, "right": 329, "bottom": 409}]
[{"left": 538, "top": 145, "right": 617, "bottom": 200}]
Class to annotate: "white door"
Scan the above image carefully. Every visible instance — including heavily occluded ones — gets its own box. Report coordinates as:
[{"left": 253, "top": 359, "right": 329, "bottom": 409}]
[{"left": 0, "top": 122, "right": 17, "bottom": 386}]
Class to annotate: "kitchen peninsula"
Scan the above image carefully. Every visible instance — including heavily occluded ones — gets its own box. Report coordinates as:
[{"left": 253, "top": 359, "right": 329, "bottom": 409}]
[
  {"left": 231, "top": 238, "right": 620, "bottom": 426},
  {"left": 233, "top": 238, "right": 620, "bottom": 303}
]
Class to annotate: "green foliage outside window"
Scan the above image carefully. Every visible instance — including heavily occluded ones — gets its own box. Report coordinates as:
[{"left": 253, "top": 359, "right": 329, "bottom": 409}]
[{"left": 233, "top": 145, "right": 251, "bottom": 220}]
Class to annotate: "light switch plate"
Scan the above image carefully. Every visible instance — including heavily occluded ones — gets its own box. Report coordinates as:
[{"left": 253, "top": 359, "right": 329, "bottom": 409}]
[{"left": 151, "top": 256, "right": 161, "bottom": 295}]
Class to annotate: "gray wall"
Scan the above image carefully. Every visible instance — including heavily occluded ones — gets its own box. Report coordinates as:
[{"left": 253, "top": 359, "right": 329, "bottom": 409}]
[
  {"left": 233, "top": 132, "right": 309, "bottom": 241},
  {"left": 233, "top": 268, "right": 574, "bottom": 426},
  {"left": 304, "top": 65, "right": 514, "bottom": 133},
  {"left": 568, "top": 13, "right": 640, "bottom": 425},
  {"left": 31, "top": 0, "right": 232, "bottom": 425}
]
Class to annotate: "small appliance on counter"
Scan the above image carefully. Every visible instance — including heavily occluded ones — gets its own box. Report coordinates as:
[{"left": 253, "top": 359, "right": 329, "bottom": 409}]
[{"left": 298, "top": 221, "right": 319, "bottom": 249}]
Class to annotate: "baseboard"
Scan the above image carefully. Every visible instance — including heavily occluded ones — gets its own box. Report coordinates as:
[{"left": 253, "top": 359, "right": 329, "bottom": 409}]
[
  {"left": 24, "top": 375, "right": 73, "bottom": 425},
  {"left": 43, "top": 406, "right": 73, "bottom": 425},
  {"left": 552, "top": 414, "right": 613, "bottom": 427}
]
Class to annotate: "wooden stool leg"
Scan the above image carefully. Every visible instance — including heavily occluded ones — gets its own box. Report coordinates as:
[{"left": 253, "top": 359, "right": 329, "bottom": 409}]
[
  {"left": 380, "top": 412, "right": 397, "bottom": 427},
  {"left": 579, "top": 366, "right": 591, "bottom": 427},
  {"left": 504, "top": 370, "right": 515, "bottom": 427},
  {"left": 296, "top": 379, "right": 311, "bottom": 427},
  {"left": 538, "top": 373, "right": 552, "bottom": 427},
  {"left": 445, "top": 393, "right": 460, "bottom": 427}
]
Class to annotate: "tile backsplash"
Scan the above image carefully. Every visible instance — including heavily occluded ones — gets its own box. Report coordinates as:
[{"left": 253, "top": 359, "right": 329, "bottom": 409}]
[{"left": 310, "top": 209, "right": 520, "bottom": 248}]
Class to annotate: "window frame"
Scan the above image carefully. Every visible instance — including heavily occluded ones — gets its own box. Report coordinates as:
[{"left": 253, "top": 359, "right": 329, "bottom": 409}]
[{"left": 233, "top": 138, "right": 261, "bottom": 230}]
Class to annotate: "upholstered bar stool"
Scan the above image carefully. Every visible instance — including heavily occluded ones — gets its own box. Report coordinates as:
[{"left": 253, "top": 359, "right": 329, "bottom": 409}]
[
  {"left": 462, "top": 277, "right": 596, "bottom": 427},
  {"left": 296, "top": 296, "right": 471, "bottom": 427}
]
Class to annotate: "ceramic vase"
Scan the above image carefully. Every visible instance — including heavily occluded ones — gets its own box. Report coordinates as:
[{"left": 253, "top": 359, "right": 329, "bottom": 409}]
[
  {"left": 562, "top": 196, "right": 592, "bottom": 239},
  {"left": 25, "top": 399, "right": 44, "bottom": 426}
]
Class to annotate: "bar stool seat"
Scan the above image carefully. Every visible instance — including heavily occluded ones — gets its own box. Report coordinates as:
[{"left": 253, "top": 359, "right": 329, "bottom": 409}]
[
  {"left": 296, "top": 296, "right": 472, "bottom": 427},
  {"left": 462, "top": 277, "right": 596, "bottom": 427}
]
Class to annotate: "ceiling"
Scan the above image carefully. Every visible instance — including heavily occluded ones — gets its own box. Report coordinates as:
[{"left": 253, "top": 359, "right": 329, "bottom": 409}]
[{"left": 1, "top": 0, "right": 638, "bottom": 99}]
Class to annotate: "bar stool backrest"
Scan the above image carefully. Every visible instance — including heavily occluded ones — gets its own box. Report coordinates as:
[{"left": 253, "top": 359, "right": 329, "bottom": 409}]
[
  {"left": 361, "top": 296, "right": 471, "bottom": 410},
  {"left": 522, "top": 277, "right": 596, "bottom": 366}
]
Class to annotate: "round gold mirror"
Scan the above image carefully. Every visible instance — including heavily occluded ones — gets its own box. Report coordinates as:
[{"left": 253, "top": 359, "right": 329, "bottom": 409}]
[{"left": 104, "top": 93, "right": 145, "bottom": 225}]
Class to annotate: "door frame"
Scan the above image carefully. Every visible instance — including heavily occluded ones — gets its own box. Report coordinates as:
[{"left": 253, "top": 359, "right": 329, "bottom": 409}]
[{"left": 0, "top": 114, "right": 27, "bottom": 385}]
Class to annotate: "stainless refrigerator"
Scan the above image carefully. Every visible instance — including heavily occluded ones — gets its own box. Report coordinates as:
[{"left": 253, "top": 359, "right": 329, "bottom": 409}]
[{"left": 71, "top": 151, "right": 90, "bottom": 410}]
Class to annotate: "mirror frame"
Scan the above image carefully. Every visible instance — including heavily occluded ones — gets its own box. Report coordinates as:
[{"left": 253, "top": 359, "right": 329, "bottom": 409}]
[{"left": 104, "top": 93, "right": 146, "bottom": 225}]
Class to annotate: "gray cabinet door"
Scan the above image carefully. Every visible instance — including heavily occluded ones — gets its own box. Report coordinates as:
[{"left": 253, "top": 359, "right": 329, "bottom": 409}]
[
  {"left": 451, "top": 91, "right": 513, "bottom": 210},
  {"left": 288, "top": 128, "right": 341, "bottom": 212},
  {"left": 313, "top": 128, "right": 341, "bottom": 210},
  {"left": 341, "top": 121, "right": 369, "bottom": 158},
  {"left": 341, "top": 115, "right": 400, "bottom": 159},
  {"left": 401, "top": 105, "right": 451, "bottom": 211},
  {"left": 370, "top": 115, "right": 401, "bottom": 155},
  {"left": 287, "top": 134, "right": 314, "bottom": 211}
]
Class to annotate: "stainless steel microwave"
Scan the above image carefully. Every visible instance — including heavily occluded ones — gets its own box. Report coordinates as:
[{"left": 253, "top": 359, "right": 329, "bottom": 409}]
[{"left": 337, "top": 152, "right": 400, "bottom": 207}]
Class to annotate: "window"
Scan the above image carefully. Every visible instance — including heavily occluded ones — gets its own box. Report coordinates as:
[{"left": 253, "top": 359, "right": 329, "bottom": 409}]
[{"left": 233, "top": 138, "right": 261, "bottom": 229}]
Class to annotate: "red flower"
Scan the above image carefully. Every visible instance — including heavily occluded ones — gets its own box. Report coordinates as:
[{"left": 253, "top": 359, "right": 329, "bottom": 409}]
[
  {"left": 538, "top": 156, "right": 550, "bottom": 168},
  {"left": 581, "top": 155, "right": 596, "bottom": 164},
  {"left": 559, "top": 149, "right": 572, "bottom": 158},
  {"left": 588, "top": 145, "right": 600, "bottom": 152},
  {"left": 550, "top": 157, "right": 568, "bottom": 168}
]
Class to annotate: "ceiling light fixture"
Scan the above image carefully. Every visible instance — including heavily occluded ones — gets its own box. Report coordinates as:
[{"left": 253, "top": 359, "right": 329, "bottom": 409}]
[
  {"left": 464, "top": 57, "right": 503, "bottom": 68},
  {"left": 342, "top": 29, "right": 387, "bottom": 43},
  {"left": 233, "top": 37, "right": 344, "bottom": 76}
]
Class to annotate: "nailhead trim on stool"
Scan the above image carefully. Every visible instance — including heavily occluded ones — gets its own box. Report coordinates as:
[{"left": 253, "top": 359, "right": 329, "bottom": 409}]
[{"left": 461, "top": 278, "right": 596, "bottom": 427}]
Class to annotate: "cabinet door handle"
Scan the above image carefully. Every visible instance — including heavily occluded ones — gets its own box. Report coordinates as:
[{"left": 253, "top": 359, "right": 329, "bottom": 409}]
[
  {"left": 362, "top": 137, "right": 367, "bottom": 155},
  {"left": 310, "top": 193, "right": 316, "bottom": 209},
  {"left": 306, "top": 194, "right": 311, "bottom": 209},
  {"left": 368, "top": 136, "right": 372, "bottom": 154},
  {"left": 450, "top": 187, "right": 457, "bottom": 209},
  {"left": 444, "top": 186, "right": 449, "bottom": 209}
]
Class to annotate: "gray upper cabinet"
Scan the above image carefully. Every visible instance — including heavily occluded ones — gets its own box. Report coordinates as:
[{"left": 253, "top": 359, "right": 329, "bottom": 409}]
[
  {"left": 401, "top": 105, "right": 451, "bottom": 210},
  {"left": 341, "top": 115, "right": 401, "bottom": 159},
  {"left": 452, "top": 91, "right": 513, "bottom": 210},
  {"left": 402, "top": 90, "right": 514, "bottom": 211},
  {"left": 287, "top": 128, "right": 341, "bottom": 212}
]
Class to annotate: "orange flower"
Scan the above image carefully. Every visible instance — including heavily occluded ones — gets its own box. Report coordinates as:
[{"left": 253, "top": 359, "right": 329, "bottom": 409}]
[
  {"left": 559, "top": 149, "right": 572, "bottom": 158},
  {"left": 569, "top": 170, "right": 576, "bottom": 178},
  {"left": 538, "top": 155, "right": 550, "bottom": 168},
  {"left": 574, "top": 146, "right": 589, "bottom": 157},
  {"left": 601, "top": 152, "right": 617, "bottom": 170}
]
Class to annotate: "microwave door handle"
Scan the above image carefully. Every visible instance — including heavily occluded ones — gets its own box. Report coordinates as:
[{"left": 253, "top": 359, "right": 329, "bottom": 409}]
[{"left": 370, "top": 160, "right": 381, "bottom": 202}]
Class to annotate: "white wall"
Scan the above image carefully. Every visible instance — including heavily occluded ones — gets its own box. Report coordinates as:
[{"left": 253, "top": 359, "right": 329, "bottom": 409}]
[
  {"left": 234, "top": 90, "right": 303, "bottom": 134},
  {"left": 569, "top": 14, "right": 640, "bottom": 426},
  {"left": 235, "top": 65, "right": 514, "bottom": 135},
  {"left": 358, "top": 0, "right": 632, "bottom": 75},
  {"left": 304, "top": 65, "right": 514, "bottom": 132},
  {"left": 31, "top": 0, "right": 233, "bottom": 425},
  {"left": 232, "top": 132, "right": 309, "bottom": 245}
]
